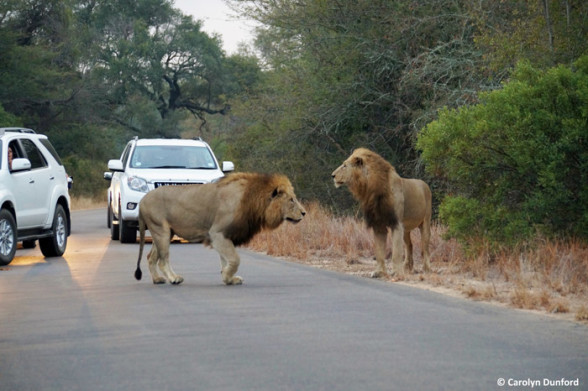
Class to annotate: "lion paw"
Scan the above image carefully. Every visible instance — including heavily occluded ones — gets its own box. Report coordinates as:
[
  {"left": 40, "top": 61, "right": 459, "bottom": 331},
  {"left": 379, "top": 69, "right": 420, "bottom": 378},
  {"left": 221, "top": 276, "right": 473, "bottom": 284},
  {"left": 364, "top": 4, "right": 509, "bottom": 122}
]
[
  {"left": 170, "top": 275, "right": 184, "bottom": 285},
  {"left": 370, "top": 270, "right": 389, "bottom": 279},
  {"left": 224, "top": 276, "right": 243, "bottom": 285},
  {"left": 152, "top": 277, "right": 166, "bottom": 284}
]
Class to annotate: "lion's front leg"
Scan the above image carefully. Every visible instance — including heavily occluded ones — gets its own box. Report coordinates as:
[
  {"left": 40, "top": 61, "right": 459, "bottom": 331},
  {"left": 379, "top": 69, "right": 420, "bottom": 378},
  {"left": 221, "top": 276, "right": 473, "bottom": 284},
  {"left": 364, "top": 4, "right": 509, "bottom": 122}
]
[
  {"left": 403, "top": 230, "right": 414, "bottom": 272},
  {"left": 390, "top": 225, "right": 406, "bottom": 276},
  {"left": 210, "top": 232, "right": 243, "bottom": 285},
  {"left": 371, "top": 229, "right": 389, "bottom": 279}
]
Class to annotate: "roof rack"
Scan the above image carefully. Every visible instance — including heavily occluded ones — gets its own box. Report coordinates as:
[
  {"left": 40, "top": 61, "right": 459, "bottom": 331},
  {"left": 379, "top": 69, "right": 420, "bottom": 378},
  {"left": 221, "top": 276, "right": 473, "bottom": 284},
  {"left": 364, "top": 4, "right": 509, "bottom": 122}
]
[{"left": 0, "top": 127, "right": 36, "bottom": 135}]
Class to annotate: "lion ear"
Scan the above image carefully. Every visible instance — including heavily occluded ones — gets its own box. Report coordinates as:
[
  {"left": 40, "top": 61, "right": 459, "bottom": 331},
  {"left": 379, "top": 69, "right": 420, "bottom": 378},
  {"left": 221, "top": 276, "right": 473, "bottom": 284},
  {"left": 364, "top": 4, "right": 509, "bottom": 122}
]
[
  {"left": 271, "top": 188, "right": 281, "bottom": 198},
  {"left": 352, "top": 156, "right": 363, "bottom": 167}
]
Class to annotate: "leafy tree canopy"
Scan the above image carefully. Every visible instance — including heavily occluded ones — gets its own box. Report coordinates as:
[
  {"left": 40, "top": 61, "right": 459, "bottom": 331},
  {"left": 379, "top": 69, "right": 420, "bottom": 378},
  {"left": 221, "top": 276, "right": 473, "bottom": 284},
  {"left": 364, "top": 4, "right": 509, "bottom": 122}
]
[
  {"left": 0, "top": 0, "right": 262, "bottom": 196},
  {"left": 417, "top": 57, "right": 588, "bottom": 243}
]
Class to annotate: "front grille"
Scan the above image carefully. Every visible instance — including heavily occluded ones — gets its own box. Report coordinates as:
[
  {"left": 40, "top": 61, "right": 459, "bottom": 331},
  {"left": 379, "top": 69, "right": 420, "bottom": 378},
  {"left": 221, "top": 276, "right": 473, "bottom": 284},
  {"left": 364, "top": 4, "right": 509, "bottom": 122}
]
[{"left": 154, "top": 182, "right": 201, "bottom": 188}]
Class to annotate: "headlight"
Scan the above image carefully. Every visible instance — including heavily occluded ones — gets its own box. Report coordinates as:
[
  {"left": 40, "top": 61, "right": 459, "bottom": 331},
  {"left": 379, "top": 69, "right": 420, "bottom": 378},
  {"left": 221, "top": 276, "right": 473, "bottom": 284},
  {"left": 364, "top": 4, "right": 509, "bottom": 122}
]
[{"left": 127, "top": 176, "right": 149, "bottom": 193}]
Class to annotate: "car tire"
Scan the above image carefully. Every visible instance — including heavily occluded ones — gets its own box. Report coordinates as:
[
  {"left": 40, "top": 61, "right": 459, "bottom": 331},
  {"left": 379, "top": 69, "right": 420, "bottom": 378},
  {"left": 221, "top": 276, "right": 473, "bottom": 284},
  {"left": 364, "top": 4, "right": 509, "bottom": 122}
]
[
  {"left": 39, "top": 204, "right": 68, "bottom": 257},
  {"left": 110, "top": 205, "right": 120, "bottom": 240},
  {"left": 107, "top": 204, "right": 112, "bottom": 229},
  {"left": 0, "top": 209, "right": 17, "bottom": 266},
  {"left": 120, "top": 219, "right": 136, "bottom": 243},
  {"left": 110, "top": 222, "right": 120, "bottom": 240}
]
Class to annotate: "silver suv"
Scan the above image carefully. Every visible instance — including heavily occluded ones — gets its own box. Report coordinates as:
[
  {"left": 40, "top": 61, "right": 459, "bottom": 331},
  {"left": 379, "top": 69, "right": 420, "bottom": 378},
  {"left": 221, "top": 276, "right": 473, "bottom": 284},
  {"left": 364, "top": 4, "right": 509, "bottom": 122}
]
[
  {"left": 105, "top": 137, "right": 234, "bottom": 243},
  {"left": 0, "top": 128, "right": 71, "bottom": 265}
]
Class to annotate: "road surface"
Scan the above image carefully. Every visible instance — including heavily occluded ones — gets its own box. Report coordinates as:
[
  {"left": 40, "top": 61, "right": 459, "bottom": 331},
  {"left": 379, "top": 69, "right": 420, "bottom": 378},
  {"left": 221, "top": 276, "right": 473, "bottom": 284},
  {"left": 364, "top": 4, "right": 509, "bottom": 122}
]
[{"left": 1, "top": 209, "right": 586, "bottom": 391}]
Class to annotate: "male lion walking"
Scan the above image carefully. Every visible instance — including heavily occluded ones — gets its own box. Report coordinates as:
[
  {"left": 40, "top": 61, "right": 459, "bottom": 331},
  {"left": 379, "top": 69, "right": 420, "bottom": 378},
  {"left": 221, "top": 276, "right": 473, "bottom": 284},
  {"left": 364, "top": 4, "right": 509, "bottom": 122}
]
[
  {"left": 135, "top": 172, "right": 306, "bottom": 285},
  {"left": 332, "top": 148, "right": 432, "bottom": 277}
]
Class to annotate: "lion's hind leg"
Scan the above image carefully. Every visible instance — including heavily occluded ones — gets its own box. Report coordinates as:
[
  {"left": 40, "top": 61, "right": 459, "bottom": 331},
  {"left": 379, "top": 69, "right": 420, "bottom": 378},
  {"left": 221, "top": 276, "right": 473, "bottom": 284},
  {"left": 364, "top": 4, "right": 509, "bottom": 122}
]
[
  {"left": 147, "top": 244, "right": 166, "bottom": 284},
  {"left": 420, "top": 220, "right": 432, "bottom": 273},
  {"left": 152, "top": 232, "right": 184, "bottom": 285}
]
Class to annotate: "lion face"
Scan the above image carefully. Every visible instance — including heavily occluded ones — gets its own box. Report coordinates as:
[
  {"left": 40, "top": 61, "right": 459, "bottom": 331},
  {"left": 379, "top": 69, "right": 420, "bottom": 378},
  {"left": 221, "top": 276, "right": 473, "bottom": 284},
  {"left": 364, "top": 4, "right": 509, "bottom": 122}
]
[
  {"left": 265, "top": 183, "right": 306, "bottom": 228},
  {"left": 331, "top": 155, "right": 363, "bottom": 188}
]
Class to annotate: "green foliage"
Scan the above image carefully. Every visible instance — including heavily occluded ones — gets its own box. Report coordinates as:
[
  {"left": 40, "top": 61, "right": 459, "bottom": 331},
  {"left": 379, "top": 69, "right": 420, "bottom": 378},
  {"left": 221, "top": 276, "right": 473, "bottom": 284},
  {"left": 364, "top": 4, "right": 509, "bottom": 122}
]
[
  {"left": 0, "top": 105, "right": 20, "bottom": 125},
  {"left": 418, "top": 57, "right": 588, "bottom": 243},
  {"left": 0, "top": 0, "right": 262, "bottom": 197},
  {"left": 1, "top": 0, "right": 587, "bottom": 230},
  {"left": 225, "top": 0, "right": 487, "bottom": 208},
  {"left": 472, "top": 0, "right": 588, "bottom": 74},
  {"left": 51, "top": 124, "right": 128, "bottom": 198}
]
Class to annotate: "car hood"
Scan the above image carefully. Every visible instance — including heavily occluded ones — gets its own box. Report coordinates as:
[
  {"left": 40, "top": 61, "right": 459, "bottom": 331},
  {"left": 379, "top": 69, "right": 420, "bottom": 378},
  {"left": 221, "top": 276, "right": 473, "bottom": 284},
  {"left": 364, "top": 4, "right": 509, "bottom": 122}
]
[{"left": 126, "top": 168, "right": 224, "bottom": 184}]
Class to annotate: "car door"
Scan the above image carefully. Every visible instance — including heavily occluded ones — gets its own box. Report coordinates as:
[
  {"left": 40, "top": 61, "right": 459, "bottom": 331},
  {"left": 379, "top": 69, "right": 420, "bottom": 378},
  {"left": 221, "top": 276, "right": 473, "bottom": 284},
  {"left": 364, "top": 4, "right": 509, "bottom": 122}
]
[
  {"left": 10, "top": 138, "right": 51, "bottom": 228},
  {"left": 110, "top": 141, "right": 133, "bottom": 219}
]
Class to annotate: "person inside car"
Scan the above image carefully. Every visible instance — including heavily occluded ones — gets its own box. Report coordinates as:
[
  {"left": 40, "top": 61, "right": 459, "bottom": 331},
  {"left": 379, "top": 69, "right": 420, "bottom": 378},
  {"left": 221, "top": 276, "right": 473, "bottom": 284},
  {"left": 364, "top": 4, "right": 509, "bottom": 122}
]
[{"left": 7, "top": 146, "right": 13, "bottom": 171}]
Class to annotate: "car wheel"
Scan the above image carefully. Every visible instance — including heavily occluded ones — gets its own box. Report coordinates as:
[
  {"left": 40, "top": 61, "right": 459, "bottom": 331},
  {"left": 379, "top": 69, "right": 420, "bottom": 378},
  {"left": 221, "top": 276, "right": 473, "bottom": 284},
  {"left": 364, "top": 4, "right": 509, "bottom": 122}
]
[
  {"left": 107, "top": 204, "right": 112, "bottom": 229},
  {"left": 110, "top": 203, "right": 120, "bottom": 240},
  {"left": 120, "top": 219, "right": 136, "bottom": 243},
  {"left": 0, "top": 209, "right": 17, "bottom": 266},
  {"left": 39, "top": 204, "right": 68, "bottom": 257}
]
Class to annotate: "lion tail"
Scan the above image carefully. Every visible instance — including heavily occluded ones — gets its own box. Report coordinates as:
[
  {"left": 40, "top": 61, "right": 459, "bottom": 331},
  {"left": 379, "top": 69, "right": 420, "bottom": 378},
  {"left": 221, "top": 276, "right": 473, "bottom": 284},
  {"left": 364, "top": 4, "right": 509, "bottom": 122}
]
[{"left": 135, "top": 210, "right": 145, "bottom": 281}]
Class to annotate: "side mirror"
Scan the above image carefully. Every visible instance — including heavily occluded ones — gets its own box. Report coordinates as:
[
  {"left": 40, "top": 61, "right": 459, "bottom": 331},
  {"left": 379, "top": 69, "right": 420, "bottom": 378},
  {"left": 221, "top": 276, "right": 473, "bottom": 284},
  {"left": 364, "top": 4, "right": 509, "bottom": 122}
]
[
  {"left": 11, "top": 158, "right": 31, "bottom": 172},
  {"left": 68, "top": 175, "right": 73, "bottom": 189},
  {"left": 222, "top": 161, "right": 235, "bottom": 172},
  {"left": 107, "top": 159, "right": 124, "bottom": 172},
  {"left": 104, "top": 172, "right": 113, "bottom": 181}
]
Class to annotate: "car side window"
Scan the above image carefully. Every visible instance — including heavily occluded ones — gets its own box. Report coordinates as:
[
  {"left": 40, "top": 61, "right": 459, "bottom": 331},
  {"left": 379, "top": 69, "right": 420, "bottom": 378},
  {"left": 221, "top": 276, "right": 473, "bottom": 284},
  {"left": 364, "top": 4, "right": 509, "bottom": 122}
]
[
  {"left": 121, "top": 142, "right": 132, "bottom": 167},
  {"left": 20, "top": 139, "right": 48, "bottom": 169},
  {"left": 8, "top": 140, "right": 23, "bottom": 159}
]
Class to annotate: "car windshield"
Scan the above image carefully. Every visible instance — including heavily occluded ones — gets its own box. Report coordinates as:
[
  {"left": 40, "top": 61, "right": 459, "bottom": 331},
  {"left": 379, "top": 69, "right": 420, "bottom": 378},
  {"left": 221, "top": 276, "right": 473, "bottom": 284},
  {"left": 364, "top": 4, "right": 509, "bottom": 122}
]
[{"left": 130, "top": 145, "right": 217, "bottom": 169}]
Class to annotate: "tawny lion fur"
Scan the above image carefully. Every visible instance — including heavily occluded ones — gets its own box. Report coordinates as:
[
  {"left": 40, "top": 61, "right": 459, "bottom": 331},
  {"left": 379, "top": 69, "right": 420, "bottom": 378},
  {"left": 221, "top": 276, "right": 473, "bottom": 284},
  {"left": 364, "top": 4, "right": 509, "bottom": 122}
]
[
  {"left": 332, "top": 148, "right": 432, "bottom": 277},
  {"left": 135, "top": 172, "right": 306, "bottom": 285}
]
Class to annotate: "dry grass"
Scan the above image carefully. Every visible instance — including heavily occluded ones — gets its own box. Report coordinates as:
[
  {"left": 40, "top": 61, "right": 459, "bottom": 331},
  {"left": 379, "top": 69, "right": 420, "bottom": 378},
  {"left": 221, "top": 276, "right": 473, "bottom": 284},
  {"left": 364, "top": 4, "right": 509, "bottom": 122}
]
[
  {"left": 247, "top": 202, "right": 588, "bottom": 323},
  {"left": 71, "top": 196, "right": 105, "bottom": 210}
]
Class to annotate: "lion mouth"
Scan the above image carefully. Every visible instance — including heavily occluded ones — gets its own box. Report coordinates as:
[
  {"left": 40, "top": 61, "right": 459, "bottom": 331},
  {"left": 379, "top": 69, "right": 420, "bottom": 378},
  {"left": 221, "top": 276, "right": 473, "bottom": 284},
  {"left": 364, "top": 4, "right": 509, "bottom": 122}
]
[{"left": 286, "top": 217, "right": 302, "bottom": 224}]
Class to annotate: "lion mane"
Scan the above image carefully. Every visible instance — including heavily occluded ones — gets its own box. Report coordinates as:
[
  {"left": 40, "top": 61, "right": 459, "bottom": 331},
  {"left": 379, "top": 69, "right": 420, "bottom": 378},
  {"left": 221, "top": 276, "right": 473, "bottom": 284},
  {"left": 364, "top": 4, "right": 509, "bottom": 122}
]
[
  {"left": 134, "top": 172, "right": 306, "bottom": 285},
  {"left": 345, "top": 150, "right": 399, "bottom": 233},
  {"left": 332, "top": 148, "right": 432, "bottom": 277},
  {"left": 222, "top": 173, "right": 292, "bottom": 246}
]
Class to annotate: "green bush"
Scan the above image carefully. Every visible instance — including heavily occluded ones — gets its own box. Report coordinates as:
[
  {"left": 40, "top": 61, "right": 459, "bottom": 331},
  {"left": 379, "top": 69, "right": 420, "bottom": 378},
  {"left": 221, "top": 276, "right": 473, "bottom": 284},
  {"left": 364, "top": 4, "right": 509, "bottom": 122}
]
[
  {"left": 0, "top": 105, "right": 20, "bottom": 126},
  {"left": 417, "top": 57, "right": 588, "bottom": 244}
]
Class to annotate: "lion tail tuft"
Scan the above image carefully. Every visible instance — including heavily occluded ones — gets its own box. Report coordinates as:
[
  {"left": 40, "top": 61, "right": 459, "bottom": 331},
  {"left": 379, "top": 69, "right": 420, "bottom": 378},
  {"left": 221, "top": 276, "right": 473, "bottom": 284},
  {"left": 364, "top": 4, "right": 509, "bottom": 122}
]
[{"left": 135, "top": 208, "right": 146, "bottom": 281}]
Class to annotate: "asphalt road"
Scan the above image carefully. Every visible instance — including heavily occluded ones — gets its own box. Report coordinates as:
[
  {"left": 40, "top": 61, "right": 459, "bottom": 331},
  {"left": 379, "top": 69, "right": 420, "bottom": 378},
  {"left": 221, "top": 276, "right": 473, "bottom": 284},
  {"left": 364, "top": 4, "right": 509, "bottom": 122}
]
[{"left": 1, "top": 209, "right": 587, "bottom": 391}]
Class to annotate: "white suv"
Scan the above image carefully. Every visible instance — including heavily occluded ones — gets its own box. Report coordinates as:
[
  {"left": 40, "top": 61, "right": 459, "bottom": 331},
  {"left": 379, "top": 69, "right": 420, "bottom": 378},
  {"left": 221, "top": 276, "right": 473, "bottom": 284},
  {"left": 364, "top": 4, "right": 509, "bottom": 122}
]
[
  {"left": 0, "top": 128, "right": 71, "bottom": 265},
  {"left": 105, "top": 137, "right": 234, "bottom": 243}
]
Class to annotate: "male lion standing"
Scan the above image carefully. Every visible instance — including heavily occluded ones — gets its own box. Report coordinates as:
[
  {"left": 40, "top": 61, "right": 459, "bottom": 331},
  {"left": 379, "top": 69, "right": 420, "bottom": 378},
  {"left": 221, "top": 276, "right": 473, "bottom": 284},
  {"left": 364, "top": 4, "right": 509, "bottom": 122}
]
[
  {"left": 332, "top": 148, "right": 432, "bottom": 277},
  {"left": 135, "top": 172, "right": 306, "bottom": 285}
]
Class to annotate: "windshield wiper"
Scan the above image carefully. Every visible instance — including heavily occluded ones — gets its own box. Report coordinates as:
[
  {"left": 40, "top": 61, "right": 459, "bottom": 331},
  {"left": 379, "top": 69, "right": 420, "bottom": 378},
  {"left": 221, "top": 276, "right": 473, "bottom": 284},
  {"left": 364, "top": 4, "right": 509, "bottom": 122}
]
[{"left": 149, "top": 165, "right": 188, "bottom": 169}]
